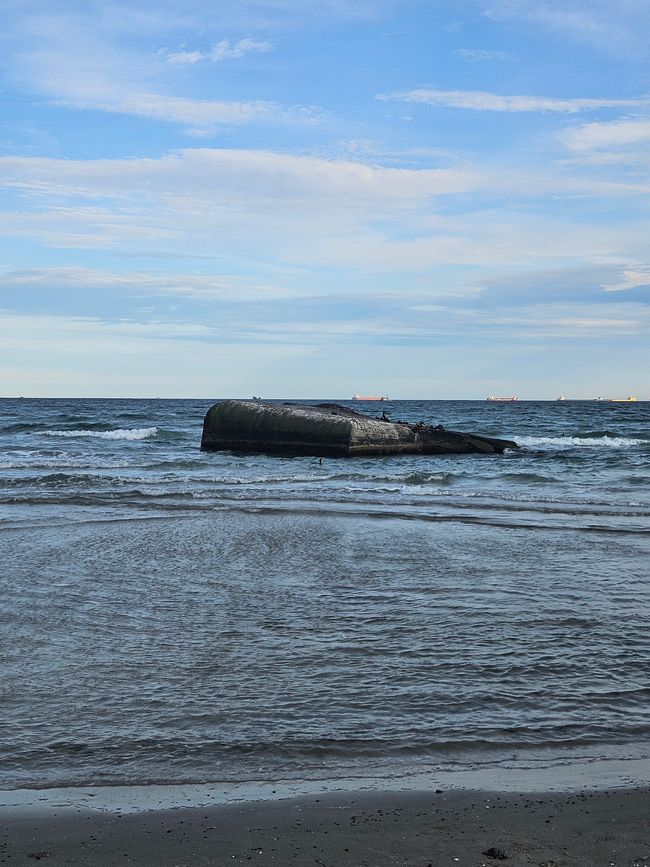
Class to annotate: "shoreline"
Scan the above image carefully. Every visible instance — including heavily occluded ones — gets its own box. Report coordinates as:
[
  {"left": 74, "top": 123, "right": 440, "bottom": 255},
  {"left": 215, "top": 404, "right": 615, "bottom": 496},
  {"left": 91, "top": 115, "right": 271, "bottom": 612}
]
[
  {"left": 2, "top": 785, "right": 649, "bottom": 866},
  {"left": 3, "top": 752, "right": 650, "bottom": 814}
]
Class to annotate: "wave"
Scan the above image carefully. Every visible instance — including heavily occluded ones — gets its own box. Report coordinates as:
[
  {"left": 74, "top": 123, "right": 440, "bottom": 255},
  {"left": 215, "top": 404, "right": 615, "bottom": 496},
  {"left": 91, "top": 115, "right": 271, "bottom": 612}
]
[
  {"left": 11, "top": 724, "right": 650, "bottom": 769},
  {"left": 3, "top": 472, "right": 95, "bottom": 488},
  {"left": 500, "top": 472, "right": 555, "bottom": 483},
  {"left": 0, "top": 418, "right": 115, "bottom": 434},
  {"left": 518, "top": 435, "right": 646, "bottom": 450},
  {"left": 1, "top": 422, "right": 46, "bottom": 433},
  {"left": 0, "top": 457, "right": 131, "bottom": 470},
  {"left": 401, "top": 471, "right": 455, "bottom": 485},
  {"left": 574, "top": 429, "right": 621, "bottom": 438},
  {"left": 42, "top": 427, "right": 158, "bottom": 441}
]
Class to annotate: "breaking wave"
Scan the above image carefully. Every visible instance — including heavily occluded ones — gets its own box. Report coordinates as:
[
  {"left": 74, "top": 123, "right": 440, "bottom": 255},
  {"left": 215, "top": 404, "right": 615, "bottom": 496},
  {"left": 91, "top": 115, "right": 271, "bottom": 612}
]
[
  {"left": 42, "top": 427, "right": 158, "bottom": 441},
  {"left": 518, "top": 435, "right": 646, "bottom": 450}
]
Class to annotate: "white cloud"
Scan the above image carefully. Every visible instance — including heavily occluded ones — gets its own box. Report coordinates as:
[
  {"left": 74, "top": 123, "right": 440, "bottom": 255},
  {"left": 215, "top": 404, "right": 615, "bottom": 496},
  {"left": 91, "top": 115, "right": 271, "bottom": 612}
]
[
  {"left": 0, "top": 267, "right": 303, "bottom": 301},
  {"left": 560, "top": 119, "right": 650, "bottom": 151},
  {"left": 0, "top": 206, "right": 176, "bottom": 249},
  {"left": 61, "top": 89, "right": 324, "bottom": 134},
  {"left": 164, "top": 49, "right": 205, "bottom": 65},
  {"left": 210, "top": 38, "right": 273, "bottom": 61},
  {"left": 89, "top": 93, "right": 301, "bottom": 128},
  {"left": 602, "top": 268, "right": 650, "bottom": 292},
  {"left": 478, "top": 302, "right": 649, "bottom": 337},
  {"left": 162, "top": 38, "right": 273, "bottom": 65},
  {"left": 1, "top": 13, "right": 307, "bottom": 134},
  {"left": 483, "top": 0, "right": 650, "bottom": 55},
  {"left": 35, "top": 56, "right": 322, "bottom": 131},
  {"left": 0, "top": 148, "right": 485, "bottom": 267},
  {"left": 456, "top": 48, "right": 514, "bottom": 62},
  {"left": 378, "top": 88, "right": 650, "bottom": 113},
  {"left": 0, "top": 149, "right": 480, "bottom": 205},
  {"left": 2, "top": 148, "right": 649, "bottom": 272}
]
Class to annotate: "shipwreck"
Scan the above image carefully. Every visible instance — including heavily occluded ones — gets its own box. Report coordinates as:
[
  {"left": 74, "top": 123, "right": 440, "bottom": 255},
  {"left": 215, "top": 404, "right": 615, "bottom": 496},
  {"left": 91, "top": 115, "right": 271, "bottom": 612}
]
[{"left": 200, "top": 400, "right": 518, "bottom": 457}]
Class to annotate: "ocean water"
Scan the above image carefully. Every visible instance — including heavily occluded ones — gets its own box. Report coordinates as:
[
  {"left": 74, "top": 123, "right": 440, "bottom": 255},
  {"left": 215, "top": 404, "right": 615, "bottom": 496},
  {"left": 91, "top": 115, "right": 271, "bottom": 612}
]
[{"left": 1, "top": 397, "right": 649, "bottom": 790}]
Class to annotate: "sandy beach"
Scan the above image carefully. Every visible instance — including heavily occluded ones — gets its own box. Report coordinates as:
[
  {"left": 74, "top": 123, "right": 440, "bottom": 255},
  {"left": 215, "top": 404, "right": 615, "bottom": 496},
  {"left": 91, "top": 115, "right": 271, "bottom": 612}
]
[{"left": 2, "top": 786, "right": 649, "bottom": 866}]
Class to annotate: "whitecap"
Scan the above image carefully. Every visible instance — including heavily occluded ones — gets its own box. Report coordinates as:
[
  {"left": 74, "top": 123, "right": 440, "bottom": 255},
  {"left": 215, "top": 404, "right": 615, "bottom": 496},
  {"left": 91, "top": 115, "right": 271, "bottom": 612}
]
[
  {"left": 43, "top": 427, "right": 158, "bottom": 441},
  {"left": 518, "top": 435, "right": 645, "bottom": 450}
]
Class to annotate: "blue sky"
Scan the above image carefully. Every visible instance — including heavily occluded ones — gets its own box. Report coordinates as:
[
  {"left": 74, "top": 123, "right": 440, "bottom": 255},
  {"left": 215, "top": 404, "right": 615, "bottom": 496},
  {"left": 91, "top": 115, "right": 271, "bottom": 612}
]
[{"left": 1, "top": 0, "right": 649, "bottom": 398}]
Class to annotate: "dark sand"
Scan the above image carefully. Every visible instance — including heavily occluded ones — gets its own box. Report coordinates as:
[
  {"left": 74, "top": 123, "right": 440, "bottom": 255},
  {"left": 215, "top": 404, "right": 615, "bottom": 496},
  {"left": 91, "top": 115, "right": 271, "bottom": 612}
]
[{"left": 2, "top": 788, "right": 649, "bottom": 866}]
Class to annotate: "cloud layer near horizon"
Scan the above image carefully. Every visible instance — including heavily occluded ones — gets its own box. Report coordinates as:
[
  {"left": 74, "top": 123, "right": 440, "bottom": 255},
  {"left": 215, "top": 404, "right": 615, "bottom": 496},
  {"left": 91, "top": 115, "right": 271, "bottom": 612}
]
[{"left": 1, "top": 0, "right": 649, "bottom": 397}]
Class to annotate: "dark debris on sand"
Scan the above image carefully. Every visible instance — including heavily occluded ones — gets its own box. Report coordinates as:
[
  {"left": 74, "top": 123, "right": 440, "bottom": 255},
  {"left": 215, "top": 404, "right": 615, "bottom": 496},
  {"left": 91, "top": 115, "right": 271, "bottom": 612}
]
[{"left": 2, "top": 787, "right": 650, "bottom": 866}]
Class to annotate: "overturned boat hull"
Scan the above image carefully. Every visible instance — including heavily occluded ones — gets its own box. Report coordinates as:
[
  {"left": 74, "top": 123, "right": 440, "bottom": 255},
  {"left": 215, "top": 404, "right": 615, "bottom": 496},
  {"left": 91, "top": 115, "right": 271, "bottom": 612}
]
[{"left": 201, "top": 401, "right": 518, "bottom": 456}]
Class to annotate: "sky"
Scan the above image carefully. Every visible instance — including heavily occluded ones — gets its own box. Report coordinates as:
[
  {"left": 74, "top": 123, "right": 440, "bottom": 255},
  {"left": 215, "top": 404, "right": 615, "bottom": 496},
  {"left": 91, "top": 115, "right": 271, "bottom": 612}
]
[{"left": 1, "top": 0, "right": 649, "bottom": 399}]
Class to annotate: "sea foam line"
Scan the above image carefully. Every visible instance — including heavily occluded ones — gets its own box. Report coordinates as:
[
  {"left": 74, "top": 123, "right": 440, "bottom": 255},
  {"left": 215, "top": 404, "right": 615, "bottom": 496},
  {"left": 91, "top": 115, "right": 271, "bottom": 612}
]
[
  {"left": 518, "top": 435, "right": 645, "bottom": 449},
  {"left": 43, "top": 427, "right": 158, "bottom": 441}
]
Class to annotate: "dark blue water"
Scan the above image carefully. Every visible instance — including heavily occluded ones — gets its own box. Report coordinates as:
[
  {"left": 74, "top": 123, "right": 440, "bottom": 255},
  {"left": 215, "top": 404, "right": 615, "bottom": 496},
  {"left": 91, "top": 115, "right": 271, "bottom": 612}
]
[{"left": 1, "top": 398, "right": 649, "bottom": 789}]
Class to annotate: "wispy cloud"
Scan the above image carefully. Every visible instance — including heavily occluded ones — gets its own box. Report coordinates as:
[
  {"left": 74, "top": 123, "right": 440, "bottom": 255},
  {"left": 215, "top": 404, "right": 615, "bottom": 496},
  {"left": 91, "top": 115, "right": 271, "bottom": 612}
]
[
  {"left": 0, "top": 267, "right": 303, "bottom": 302},
  {"left": 483, "top": 0, "right": 650, "bottom": 55},
  {"left": 0, "top": 149, "right": 480, "bottom": 205},
  {"left": 75, "top": 93, "right": 321, "bottom": 131},
  {"left": 2, "top": 13, "right": 306, "bottom": 134},
  {"left": 560, "top": 118, "right": 650, "bottom": 151},
  {"left": 2, "top": 148, "right": 649, "bottom": 275},
  {"left": 0, "top": 311, "right": 314, "bottom": 398},
  {"left": 7, "top": 263, "right": 650, "bottom": 326},
  {"left": 602, "top": 267, "right": 650, "bottom": 292},
  {"left": 474, "top": 264, "right": 650, "bottom": 306},
  {"left": 210, "top": 38, "right": 273, "bottom": 61},
  {"left": 46, "top": 73, "right": 322, "bottom": 134},
  {"left": 163, "top": 38, "right": 273, "bottom": 65},
  {"left": 378, "top": 88, "right": 650, "bottom": 113},
  {"left": 163, "top": 49, "right": 206, "bottom": 65},
  {"left": 477, "top": 304, "right": 647, "bottom": 338},
  {"left": 456, "top": 48, "right": 514, "bottom": 62},
  {"left": 0, "top": 149, "right": 483, "bottom": 268}
]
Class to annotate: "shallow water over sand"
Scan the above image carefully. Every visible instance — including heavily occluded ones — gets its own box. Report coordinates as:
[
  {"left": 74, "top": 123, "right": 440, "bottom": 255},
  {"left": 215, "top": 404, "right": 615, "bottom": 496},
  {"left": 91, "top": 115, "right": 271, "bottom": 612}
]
[{"left": 1, "top": 398, "right": 649, "bottom": 789}]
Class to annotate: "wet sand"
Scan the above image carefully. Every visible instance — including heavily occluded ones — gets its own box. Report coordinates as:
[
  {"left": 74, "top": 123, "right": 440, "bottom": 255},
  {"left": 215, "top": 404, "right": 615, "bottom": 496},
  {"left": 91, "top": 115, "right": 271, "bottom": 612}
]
[{"left": 2, "top": 787, "right": 649, "bottom": 866}]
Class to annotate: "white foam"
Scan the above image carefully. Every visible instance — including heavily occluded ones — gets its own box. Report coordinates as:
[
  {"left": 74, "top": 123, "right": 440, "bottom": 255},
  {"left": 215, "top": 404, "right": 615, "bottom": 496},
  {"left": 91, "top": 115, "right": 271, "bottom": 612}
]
[
  {"left": 518, "top": 435, "right": 645, "bottom": 450},
  {"left": 43, "top": 427, "right": 158, "bottom": 441}
]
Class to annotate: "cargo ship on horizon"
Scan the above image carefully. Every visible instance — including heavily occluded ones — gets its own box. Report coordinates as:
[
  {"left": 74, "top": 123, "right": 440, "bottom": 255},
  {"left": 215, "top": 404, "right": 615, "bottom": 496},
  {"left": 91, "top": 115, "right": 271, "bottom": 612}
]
[
  {"left": 595, "top": 396, "right": 637, "bottom": 403},
  {"left": 486, "top": 395, "right": 518, "bottom": 402}
]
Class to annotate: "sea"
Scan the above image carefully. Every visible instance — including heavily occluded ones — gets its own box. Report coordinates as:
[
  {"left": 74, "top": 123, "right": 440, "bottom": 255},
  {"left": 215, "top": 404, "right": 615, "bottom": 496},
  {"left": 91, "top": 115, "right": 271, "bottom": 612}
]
[{"left": 1, "top": 397, "right": 649, "bottom": 793}]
